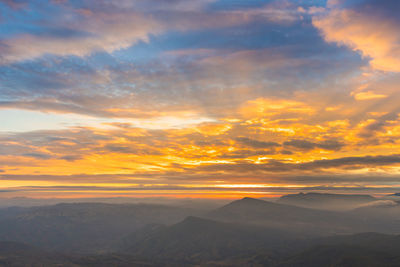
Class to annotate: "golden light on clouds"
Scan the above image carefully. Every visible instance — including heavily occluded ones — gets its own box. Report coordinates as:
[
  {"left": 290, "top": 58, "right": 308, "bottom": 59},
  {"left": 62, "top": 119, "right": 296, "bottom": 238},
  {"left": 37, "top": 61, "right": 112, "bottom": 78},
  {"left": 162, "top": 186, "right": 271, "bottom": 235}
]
[
  {"left": 352, "top": 91, "right": 388, "bottom": 101},
  {"left": 1, "top": 0, "right": 400, "bottom": 198},
  {"left": 313, "top": 6, "right": 400, "bottom": 72}
]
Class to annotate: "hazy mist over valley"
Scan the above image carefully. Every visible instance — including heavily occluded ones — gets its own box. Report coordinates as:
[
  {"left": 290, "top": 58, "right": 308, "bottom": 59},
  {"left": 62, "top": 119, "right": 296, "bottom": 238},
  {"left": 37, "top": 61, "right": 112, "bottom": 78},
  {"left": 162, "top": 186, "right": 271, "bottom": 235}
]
[{"left": 0, "top": 193, "right": 399, "bottom": 266}]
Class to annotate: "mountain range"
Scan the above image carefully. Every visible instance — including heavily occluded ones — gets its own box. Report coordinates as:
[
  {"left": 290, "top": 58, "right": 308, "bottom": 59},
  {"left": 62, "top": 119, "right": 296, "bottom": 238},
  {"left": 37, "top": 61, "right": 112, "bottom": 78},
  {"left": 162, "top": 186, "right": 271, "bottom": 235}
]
[
  {"left": 277, "top": 192, "right": 376, "bottom": 211},
  {"left": 0, "top": 194, "right": 399, "bottom": 266}
]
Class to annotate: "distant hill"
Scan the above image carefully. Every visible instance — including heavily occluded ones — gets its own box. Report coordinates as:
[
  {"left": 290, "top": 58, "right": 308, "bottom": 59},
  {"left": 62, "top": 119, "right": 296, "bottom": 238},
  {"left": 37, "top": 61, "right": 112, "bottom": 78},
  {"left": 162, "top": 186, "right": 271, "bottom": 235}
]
[
  {"left": 206, "top": 197, "right": 361, "bottom": 236},
  {"left": 0, "top": 241, "right": 154, "bottom": 267},
  {"left": 0, "top": 197, "right": 227, "bottom": 210},
  {"left": 0, "top": 197, "right": 399, "bottom": 266},
  {"left": 2, "top": 233, "right": 400, "bottom": 267},
  {"left": 279, "top": 245, "right": 399, "bottom": 267},
  {"left": 349, "top": 202, "right": 400, "bottom": 233},
  {"left": 208, "top": 197, "right": 332, "bottom": 221},
  {"left": 381, "top": 193, "right": 400, "bottom": 203},
  {"left": 0, "top": 202, "right": 198, "bottom": 253},
  {"left": 121, "top": 215, "right": 295, "bottom": 265},
  {"left": 277, "top": 233, "right": 400, "bottom": 267},
  {"left": 121, "top": 214, "right": 400, "bottom": 266},
  {"left": 387, "top": 193, "right": 400, "bottom": 199},
  {"left": 0, "top": 241, "right": 74, "bottom": 266},
  {"left": 277, "top": 193, "right": 376, "bottom": 211}
]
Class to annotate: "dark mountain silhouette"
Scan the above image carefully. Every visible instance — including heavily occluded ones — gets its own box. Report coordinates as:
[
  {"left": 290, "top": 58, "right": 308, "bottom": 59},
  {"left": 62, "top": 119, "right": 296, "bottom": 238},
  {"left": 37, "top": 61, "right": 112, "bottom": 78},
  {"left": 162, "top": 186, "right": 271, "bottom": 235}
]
[{"left": 277, "top": 192, "right": 376, "bottom": 211}]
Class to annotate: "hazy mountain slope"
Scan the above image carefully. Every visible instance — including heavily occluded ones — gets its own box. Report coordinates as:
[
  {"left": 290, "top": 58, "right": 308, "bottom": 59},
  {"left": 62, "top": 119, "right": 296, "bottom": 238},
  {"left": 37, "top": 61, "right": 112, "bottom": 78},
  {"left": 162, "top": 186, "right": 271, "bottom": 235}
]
[
  {"left": 0, "top": 241, "right": 155, "bottom": 267},
  {"left": 121, "top": 213, "right": 400, "bottom": 267},
  {"left": 0, "top": 197, "right": 399, "bottom": 266},
  {"left": 0, "top": 197, "right": 228, "bottom": 210},
  {"left": 277, "top": 192, "right": 376, "bottom": 211},
  {"left": 347, "top": 203, "right": 400, "bottom": 233},
  {"left": 2, "top": 232, "right": 400, "bottom": 267},
  {"left": 209, "top": 197, "right": 337, "bottom": 221},
  {"left": 0, "top": 241, "right": 75, "bottom": 266},
  {"left": 122, "top": 216, "right": 297, "bottom": 265},
  {"left": 0, "top": 203, "right": 198, "bottom": 253},
  {"left": 277, "top": 233, "right": 400, "bottom": 267},
  {"left": 207, "top": 197, "right": 361, "bottom": 235},
  {"left": 278, "top": 245, "right": 398, "bottom": 267},
  {"left": 382, "top": 194, "right": 400, "bottom": 203},
  {"left": 71, "top": 254, "right": 155, "bottom": 267}
]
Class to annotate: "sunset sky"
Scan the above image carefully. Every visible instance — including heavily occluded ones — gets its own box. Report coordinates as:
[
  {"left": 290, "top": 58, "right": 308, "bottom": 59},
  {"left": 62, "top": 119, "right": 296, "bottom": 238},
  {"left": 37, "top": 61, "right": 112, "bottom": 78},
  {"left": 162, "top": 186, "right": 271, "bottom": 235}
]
[{"left": 1, "top": 0, "right": 400, "bottom": 198}]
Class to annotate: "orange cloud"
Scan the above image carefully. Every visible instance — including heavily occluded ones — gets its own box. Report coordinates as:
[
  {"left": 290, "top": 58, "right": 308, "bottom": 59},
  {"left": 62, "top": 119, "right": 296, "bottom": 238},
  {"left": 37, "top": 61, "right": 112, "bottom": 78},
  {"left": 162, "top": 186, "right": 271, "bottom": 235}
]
[
  {"left": 1, "top": 12, "right": 161, "bottom": 64},
  {"left": 353, "top": 91, "right": 388, "bottom": 101},
  {"left": 2, "top": 91, "right": 400, "bottom": 198},
  {"left": 313, "top": 8, "right": 400, "bottom": 72}
]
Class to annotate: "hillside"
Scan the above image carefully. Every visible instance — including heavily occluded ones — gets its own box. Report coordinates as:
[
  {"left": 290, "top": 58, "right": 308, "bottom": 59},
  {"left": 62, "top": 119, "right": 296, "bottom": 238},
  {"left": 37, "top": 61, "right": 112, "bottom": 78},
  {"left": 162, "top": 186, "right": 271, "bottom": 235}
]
[
  {"left": 0, "top": 203, "right": 197, "bottom": 253},
  {"left": 277, "top": 193, "right": 376, "bottom": 211},
  {"left": 122, "top": 216, "right": 296, "bottom": 265},
  {"left": 277, "top": 233, "right": 400, "bottom": 267},
  {"left": 207, "top": 197, "right": 362, "bottom": 236}
]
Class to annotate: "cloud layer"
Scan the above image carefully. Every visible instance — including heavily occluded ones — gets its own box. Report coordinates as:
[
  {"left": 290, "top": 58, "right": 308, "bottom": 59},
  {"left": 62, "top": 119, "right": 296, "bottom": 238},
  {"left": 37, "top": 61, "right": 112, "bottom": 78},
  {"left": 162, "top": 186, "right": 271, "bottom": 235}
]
[
  {"left": 313, "top": 0, "right": 400, "bottom": 72},
  {"left": 0, "top": 0, "right": 400, "bottom": 198}
]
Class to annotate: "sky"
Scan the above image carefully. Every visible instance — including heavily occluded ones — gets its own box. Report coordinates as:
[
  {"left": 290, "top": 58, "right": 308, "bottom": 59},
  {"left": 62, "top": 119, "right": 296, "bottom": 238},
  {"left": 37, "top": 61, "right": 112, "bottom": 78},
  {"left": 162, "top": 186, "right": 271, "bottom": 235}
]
[{"left": 1, "top": 0, "right": 400, "bottom": 199}]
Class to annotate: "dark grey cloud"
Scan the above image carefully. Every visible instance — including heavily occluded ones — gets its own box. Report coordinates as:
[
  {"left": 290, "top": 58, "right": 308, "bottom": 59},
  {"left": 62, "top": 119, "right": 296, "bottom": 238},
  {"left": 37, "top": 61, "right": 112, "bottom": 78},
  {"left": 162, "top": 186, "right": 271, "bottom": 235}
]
[
  {"left": 194, "top": 139, "right": 229, "bottom": 147},
  {"left": 217, "top": 149, "right": 276, "bottom": 159},
  {"left": 283, "top": 139, "right": 344, "bottom": 151},
  {"left": 302, "top": 154, "right": 400, "bottom": 169},
  {"left": 2, "top": 176, "right": 400, "bottom": 195},
  {"left": 59, "top": 155, "right": 82, "bottom": 162},
  {"left": 0, "top": 173, "right": 157, "bottom": 183},
  {"left": 358, "top": 112, "right": 399, "bottom": 139},
  {"left": 283, "top": 139, "right": 315, "bottom": 150},
  {"left": 195, "top": 154, "right": 400, "bottom": 173},
  {"left": 102, "top": 144, "right": 163, "bottom": 155},
  {"left": 22, "top": 153, "right": 52, "bottom": 159},
  {"left": 235, "top": 137, "right": 280, "bottom": 148}
]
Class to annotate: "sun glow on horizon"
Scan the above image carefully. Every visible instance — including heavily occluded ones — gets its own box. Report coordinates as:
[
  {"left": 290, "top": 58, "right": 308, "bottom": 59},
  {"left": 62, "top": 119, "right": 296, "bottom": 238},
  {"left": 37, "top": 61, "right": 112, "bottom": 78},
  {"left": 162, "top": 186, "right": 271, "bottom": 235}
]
[{"left": 1, "top": 0, "right": 400, "bottom": 198}]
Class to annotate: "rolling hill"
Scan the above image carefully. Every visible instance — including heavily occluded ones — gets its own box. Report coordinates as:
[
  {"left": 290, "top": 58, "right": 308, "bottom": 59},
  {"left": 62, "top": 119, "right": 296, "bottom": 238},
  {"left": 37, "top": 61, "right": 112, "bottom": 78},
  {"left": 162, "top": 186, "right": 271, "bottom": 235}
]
[
  {"left": 122, "top": 215, "right": 297, "bottom": 265},
  {"left": 207, "top": 197, "right": 362, "bottom": 236},
  {"left": 0, "top": 202, "right": 198, "bottom": 253},
  {"left": 277, "top": 192, "right": 376, "bottom": 211}
]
